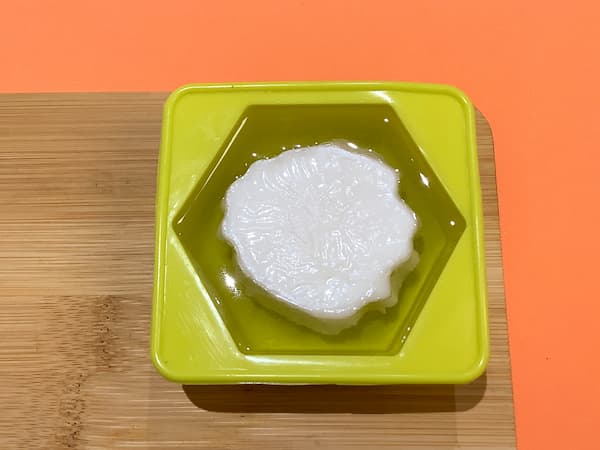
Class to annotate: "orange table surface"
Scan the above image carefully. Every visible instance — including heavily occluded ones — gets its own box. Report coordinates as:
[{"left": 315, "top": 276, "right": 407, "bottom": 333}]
[{"left": 1, "top": 2, "right": 599, "bottom": 450}]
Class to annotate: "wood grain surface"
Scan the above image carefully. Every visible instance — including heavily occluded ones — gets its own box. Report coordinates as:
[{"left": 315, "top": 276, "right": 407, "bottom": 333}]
[{"left": 0, "top": 93, "right": 516, "bottom": 450}]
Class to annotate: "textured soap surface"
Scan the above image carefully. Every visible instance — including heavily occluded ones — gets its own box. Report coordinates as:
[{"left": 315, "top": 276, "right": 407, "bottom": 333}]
[{"left": 221, "top": 143, "right": 418, "bottom": 324}]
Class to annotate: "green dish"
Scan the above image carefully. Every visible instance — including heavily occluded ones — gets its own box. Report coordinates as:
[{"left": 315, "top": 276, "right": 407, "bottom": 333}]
[{"left": 152, "top": 82, "right": 488, "bottom": 384}]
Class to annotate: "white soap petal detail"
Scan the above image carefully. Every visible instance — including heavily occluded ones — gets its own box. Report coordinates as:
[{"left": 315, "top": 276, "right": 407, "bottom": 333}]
[{"left": 221, "top": 143, "right": 417, "bottom": 322}]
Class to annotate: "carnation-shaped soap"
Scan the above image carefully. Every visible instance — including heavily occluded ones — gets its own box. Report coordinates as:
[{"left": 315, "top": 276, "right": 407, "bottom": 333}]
[{"left": 221, "top": 143, "right": 418, "bottom": 333}]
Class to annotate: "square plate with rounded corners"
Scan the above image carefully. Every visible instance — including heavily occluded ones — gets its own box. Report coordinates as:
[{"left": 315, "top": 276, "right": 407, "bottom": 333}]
[{"left": 152, "top": 82, "right": 488, "bottom": 384}]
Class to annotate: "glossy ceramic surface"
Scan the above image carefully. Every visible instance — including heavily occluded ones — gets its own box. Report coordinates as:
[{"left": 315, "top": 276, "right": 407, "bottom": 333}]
[{"left": 152, "top": 82, "right": 488, "bottom": 384}]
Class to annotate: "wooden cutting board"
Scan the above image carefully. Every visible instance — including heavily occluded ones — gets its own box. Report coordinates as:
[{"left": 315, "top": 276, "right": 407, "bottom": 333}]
[{"left": 0, "top": 93, "right": 516, "bottom": 450}]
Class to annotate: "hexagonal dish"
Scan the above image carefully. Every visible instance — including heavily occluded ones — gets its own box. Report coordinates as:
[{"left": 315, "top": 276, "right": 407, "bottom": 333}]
[
  {"left": 174, "top": 103, "right": 464, "bottom": 355},
  {"left": 152, "top": 82, "right": 488, "bottom": 384}
]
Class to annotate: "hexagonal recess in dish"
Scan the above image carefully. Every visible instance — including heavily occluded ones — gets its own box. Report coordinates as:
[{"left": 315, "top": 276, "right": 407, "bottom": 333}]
[{"left": 173, "top": 104, "right": 465, "bottom": 356}]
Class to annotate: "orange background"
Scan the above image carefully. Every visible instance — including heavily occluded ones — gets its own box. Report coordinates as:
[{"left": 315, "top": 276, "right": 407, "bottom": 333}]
[{"left": 2, "top": 1, "right": 599, "bottom": 449}]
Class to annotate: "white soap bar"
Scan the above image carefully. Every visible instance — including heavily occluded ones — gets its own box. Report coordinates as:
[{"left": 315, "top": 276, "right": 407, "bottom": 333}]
[{"left": 221, "top": 143, "right": 418, "bottom": 332}]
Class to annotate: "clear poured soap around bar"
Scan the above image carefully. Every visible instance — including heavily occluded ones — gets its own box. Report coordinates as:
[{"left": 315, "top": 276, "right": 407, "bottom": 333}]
[{"left": 221, "top": 142, "right": 418, "bottom": 333}]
